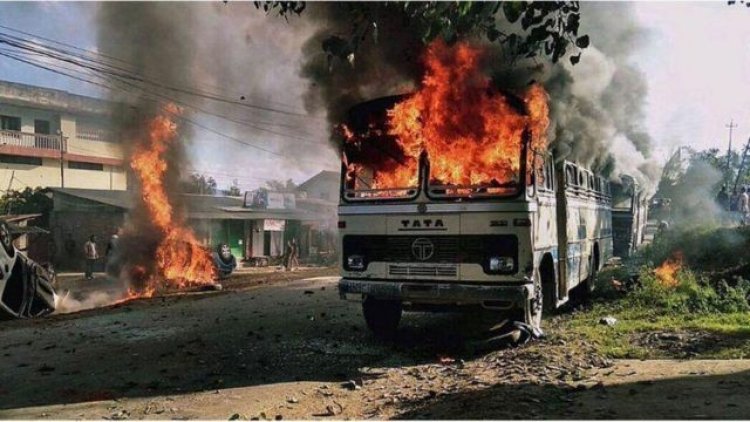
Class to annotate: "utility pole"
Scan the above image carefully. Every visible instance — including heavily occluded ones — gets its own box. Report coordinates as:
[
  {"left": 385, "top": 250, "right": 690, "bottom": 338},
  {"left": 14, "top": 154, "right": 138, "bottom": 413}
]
[
  {"left": 734, "top": 137, "right": 750, "bottom": 192},
  {"left": 726, "top": 119, "right": 738, "bottom": 171},
  {"left": 58, "top": 129, "right": 65, "bottom": 188},
  {"left": 5, "top": 170, "right": 14, "bottom": 215}
]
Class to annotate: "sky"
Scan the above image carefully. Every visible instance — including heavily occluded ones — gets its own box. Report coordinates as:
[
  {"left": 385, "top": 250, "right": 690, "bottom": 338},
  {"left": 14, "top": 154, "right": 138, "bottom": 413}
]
[
  {"left": 633, "top": 1, "right": 750, "bottom": 161},
  {"left": 0, "top": 2, "right": 749, "bottom": 190}
]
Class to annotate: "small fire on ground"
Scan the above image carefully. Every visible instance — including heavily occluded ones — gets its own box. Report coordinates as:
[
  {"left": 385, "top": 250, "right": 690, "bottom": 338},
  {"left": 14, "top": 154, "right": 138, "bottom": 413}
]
[
  {"left": 123, "top": 104, "right": 217, "bottom": 300},
  {"left": 654, "top": 251, "right": 684, "bottom": 288}
]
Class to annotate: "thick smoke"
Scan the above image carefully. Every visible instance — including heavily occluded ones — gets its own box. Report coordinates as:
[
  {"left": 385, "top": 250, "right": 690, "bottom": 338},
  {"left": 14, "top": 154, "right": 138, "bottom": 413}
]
[
  {"left": 95, "top": 3, "right": 339, "bottom": 292},
  {"left": 186, "top": 3, "right": 335, "bottom": 180},
  {"left": 299, "top": 4, "right": 424, "bottom": 129},
  {"left": 554, "top": 2, "right": 660, "bottom": 193},
  {"left": 299, "top": 3, "right": 661, "bottom": 194},
  {"left": 96, "top": 3, "right": 198, "bottom": 289}
]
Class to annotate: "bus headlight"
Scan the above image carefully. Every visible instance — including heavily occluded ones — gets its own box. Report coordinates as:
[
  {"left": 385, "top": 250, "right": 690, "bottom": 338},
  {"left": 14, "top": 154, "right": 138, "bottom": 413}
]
[
  {"left": 346, "top": 254, "right": 365, "bottom": 271},
  {"left": 489, "top": 256, "right": 514, "bottom": 272}
]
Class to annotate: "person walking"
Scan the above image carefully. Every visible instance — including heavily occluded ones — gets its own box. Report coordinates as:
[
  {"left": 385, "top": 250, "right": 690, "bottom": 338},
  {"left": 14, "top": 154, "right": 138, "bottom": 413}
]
[
  {"left": 290, "top": 238, "right": 299, "bottom": 270},
  {"left": 283, "top": 240, "right": 293, "bottom": 271},
  {"left": 84, "top": 235, "right": 99, "bottom": 280}
]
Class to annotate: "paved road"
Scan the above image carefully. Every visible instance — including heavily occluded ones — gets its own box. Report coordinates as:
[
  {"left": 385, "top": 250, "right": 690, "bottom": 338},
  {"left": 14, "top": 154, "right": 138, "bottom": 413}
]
[{"left": 3, "top": 274, "right": 750, "bottom": 419}]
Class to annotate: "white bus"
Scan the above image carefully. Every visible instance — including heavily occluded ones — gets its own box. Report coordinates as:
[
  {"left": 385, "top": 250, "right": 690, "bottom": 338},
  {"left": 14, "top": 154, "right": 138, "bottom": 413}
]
[{"left": 337, "top": 97, "right": 613, "bottom": 335}]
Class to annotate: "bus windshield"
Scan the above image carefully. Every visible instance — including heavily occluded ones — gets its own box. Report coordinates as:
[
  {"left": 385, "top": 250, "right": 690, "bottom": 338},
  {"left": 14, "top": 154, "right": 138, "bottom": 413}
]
[
  {"left": 341, "top": 96, "right": 419, "bottom": 200},
  {"left": 340, "top": 94, "right": 533, "bottom": 201}
]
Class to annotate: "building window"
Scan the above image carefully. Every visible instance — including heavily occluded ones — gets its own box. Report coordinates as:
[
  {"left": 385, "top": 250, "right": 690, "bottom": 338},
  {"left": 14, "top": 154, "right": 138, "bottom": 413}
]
[
  {"left": 76, "top": 118, "right": 115, "bottom": 143},
  {"left": 0, "top": 115, "right": 21, "bottom": 131},
  {"left": 68, "top": 161, "right": 104, "bottom": 171},
  {"left": 0, "top": 154, "right": 42, "bottom": 166},
  {"left": 34, "top": 120, "right": 51, "bottom": 135}
]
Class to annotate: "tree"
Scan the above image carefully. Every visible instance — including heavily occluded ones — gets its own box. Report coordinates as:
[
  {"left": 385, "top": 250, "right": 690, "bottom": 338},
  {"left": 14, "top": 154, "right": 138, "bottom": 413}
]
[
  {"left": 0, "top": 188, "right": 53, "bottom": 227},
  {"left": 181, "top": 173, "right": 217, "bottom": 195},
  {"left": 227, "top": 179, "right": 242, "bottom": 197},
  {"left": 255, "top": 1, "right": 589, "bottom": 66},
  {"left": 265, "top": 178, "right": 298, "bottom": 193}
]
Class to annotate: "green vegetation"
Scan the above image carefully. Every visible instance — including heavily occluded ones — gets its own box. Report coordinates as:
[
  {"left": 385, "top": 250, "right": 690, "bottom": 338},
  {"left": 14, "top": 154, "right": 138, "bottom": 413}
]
[{"left": 560, "top": 225, "right": 750, "bottom": 359}]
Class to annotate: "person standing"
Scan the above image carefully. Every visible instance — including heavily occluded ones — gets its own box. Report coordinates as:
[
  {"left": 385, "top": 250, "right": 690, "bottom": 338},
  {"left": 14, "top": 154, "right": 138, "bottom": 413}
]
[
  {"left": 105, "top": 229, "right": 121, "bottom": 279},
  {"left": 283, "top": 239, "right": 293, "bottom": 271},
  {"left": 741, "top": 187, "right": 750, "bottom": 226},
  {"left": 84, "top": 235, "right": 99, "bottom": 280},
  {"left": 716, "top": 185, "right": 729, "bottom": 210}
]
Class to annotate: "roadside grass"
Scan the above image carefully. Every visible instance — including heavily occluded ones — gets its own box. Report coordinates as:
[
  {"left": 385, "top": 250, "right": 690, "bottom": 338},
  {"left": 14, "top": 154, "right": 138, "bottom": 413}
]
[{"left": 562, "top": 259, "right": 750, "bottom": 359}]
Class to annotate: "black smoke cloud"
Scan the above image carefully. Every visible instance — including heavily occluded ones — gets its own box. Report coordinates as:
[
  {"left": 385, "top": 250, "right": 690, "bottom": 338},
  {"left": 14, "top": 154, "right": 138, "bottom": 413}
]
[{"left": 96, "top": 3, "right": 196, "bottom": 287}]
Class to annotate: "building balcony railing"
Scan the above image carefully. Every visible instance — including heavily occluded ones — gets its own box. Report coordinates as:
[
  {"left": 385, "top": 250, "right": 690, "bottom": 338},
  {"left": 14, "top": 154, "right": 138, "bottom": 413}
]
[{"left": 0, "top": 129, "right": 64, "bottom": 151}]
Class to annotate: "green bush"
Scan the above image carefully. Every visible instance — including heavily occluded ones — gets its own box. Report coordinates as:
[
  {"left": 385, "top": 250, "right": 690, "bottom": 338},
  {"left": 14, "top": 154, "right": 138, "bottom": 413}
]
[
  {"left": 639, "top": 225, "right": 750, "bottom": 273},
  {"left": 626, "top": 266, "right": 750, "bottom": 314}
]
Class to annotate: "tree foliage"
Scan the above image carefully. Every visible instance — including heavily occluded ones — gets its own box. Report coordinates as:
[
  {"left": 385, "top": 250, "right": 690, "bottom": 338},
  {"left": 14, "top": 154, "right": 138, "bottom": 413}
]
[
  {"left": 255, "top": 1, "right": 589, "bottom": 66},
  {"left": 227, "top": 182, "right": 242, "bottom": 197},
  {"left": 0, "top": 187, "right": 53, "bottom": 227},
  {"left": 265, "top": 178, "right": 298, "bottom": 193},
  {"left": 181, "top": 173, "right": 218, "bottom": 195}
]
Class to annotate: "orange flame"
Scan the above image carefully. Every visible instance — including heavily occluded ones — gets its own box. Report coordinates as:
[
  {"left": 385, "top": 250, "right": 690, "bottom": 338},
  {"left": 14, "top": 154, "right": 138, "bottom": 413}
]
[
  {"left": 127, "top": 104, "right": 216, "bottom": 297},
  {"left": 344, "top": 40, "right": 550, "bottom": 193},
  {"left": 654, "top": 251, "right": 683, "bottom": 288}
]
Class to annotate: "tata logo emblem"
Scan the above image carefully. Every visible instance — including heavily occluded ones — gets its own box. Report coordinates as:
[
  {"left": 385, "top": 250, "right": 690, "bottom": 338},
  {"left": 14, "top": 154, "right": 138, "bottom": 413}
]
[
  {"left": 411, "top": 238, "right": 435, "bottom": 261},
  {"left": 400, "top": 219, "right": 445, "bottom": 229}
]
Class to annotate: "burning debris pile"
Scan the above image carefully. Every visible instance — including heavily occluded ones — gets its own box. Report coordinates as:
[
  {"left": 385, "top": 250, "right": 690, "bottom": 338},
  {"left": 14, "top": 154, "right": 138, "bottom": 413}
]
[
  {"left": 95, "top": 3, "right": 219, "bottom": 302},
  {"left": 123, "top": 105, "right": 217, "bottom": 299},
  {"left": 341, "top": 40, "right": 549, "bottom": 195}
]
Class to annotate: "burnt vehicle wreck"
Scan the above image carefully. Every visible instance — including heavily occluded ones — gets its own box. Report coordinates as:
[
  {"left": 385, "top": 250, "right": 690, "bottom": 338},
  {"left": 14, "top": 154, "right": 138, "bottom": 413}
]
[{"left": 0, "top": 221, "right": 57, "bottom": 320}]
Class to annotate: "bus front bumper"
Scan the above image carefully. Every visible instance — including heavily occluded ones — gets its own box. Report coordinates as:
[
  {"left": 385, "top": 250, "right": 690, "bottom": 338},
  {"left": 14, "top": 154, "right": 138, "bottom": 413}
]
[{"left": 338, "top": 278, "right": 533, "bottom": 310}]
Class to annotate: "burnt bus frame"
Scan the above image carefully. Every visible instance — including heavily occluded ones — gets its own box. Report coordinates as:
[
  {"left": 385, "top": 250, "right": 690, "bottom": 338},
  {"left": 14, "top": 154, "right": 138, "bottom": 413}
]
[{"left": 339, "top": 129, "right": 531, "bottom": 204}]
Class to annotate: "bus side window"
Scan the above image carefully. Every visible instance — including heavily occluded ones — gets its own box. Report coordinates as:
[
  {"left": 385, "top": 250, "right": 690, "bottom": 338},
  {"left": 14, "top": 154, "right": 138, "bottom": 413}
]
[
  {"left": 535, "top": 154, "right": 546, "bottom": 190},
  {"left": 566, "top": 164, "right": 576, "bottom": 191},
  {"left": 546, "top": 158, "right": 554, "bottom": 191}
]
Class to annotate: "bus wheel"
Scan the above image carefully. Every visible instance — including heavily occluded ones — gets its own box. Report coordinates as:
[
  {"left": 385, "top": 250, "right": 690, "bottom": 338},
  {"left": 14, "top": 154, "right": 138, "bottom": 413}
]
[
  {"left": 525, "top": 273, "right": 543, "bottom": 330},
  {"left": 362, "top": 297, "right": 402, "bottom": 338},
  {"left": 511, "top": 272, "right": 542, "bottom": 330}
]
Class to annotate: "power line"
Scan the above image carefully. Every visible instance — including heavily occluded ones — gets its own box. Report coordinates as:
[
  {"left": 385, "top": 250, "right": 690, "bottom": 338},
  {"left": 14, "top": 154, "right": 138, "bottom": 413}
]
[
  {"left": 0, "top": 45, "right": 331, "bottom": 146},
  {"left": 0, "top": 34, "right": 339, "bottom": 172},
  {"left": 0, "top": 50, "right": 333, "bottom": 160},
  {"left": 0, "top": 22, "right": 307, "bottom": 112},
  {"left": 0, "top": 29, "right": 324, "bottom": 120}
]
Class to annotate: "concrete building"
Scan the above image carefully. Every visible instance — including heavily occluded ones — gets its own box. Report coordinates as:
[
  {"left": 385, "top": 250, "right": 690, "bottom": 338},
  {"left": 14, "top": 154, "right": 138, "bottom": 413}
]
[
  {"left": 49, "top": 188, "right": 327, "bottom": 271},
  {"left": 0, "top": 80, "right": 127, "bottom": 191},
  {"left": 296, "top": 171, "right": 339, "bottom": 262},
  {"left": 297, "top": 170, "right": 339, "bottom": 201}
]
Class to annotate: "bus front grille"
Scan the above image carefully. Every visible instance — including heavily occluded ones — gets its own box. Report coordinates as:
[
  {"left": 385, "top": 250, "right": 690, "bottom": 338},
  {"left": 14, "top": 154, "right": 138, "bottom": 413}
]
[{"left": 388, "top": 264, "right": 458, "bottom": 278}]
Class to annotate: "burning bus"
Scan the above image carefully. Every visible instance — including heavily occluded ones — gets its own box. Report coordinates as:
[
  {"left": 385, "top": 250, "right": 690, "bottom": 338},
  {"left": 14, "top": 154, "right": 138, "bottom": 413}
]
[{"left": 335, "top": 42, "right": 612, "bottom": 335}]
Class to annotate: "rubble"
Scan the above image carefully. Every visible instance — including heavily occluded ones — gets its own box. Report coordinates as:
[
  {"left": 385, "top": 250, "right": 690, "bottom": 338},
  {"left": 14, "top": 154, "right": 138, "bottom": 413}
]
[
  {"left": 599, "top": 316, "right": 618, "bottom": 326},
  {"left": 342, "top": 380, "right": 362, "bottom": 390}
]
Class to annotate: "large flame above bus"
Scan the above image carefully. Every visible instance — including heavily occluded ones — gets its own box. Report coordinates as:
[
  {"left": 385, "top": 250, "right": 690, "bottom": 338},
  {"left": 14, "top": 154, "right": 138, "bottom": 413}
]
[{"left": 342, "top": 40, "right": 550, "bottom": 194}]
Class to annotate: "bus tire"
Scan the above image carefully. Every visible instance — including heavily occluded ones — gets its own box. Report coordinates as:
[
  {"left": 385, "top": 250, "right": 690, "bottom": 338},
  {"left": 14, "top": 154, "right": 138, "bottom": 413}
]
[
  {"left": 539, "top": 254, "right": 556, "bottom": 313},
  {"left": 362, "top": 297, "right": 402, "bottom": 338},
  {"left": 526, "top": 272, "right": 543, "bottom": 329}
]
